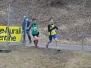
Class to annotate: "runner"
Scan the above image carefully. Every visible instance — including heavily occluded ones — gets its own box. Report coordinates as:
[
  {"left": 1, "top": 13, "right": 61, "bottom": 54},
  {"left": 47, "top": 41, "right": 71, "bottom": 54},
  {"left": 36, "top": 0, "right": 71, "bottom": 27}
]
[
  {"left": 31, "top": 18, "right": 39, "bottom": 48},
  {"left": 46, "top": 17, "right": 60, "bottom": 51}
]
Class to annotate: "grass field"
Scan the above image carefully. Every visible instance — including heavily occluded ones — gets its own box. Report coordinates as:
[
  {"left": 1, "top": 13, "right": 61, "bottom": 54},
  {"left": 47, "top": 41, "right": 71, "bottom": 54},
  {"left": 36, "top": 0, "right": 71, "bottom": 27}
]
[{"left": 0, "top": 45, "right": 91, "bottom": 68}]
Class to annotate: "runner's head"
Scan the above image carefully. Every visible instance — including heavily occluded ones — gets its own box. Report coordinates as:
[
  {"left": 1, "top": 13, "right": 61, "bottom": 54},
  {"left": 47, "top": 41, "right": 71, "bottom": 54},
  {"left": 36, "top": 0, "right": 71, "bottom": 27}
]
[
  {"left": 49, "top": 17, "right": 54, "bottom": 23},
  {"left": 32, "top": 18, "right": 36, "bottom": 23}
]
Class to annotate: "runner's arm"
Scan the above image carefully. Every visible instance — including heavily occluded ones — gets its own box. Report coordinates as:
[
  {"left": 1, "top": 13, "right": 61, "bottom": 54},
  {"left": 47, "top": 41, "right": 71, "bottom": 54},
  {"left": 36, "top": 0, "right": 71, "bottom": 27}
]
[
  {"left": 48, "top": 25, "right": 58, "bottom": 31},
  {"left": 55, "top": 26, "right": 58, "bottom": 30}
]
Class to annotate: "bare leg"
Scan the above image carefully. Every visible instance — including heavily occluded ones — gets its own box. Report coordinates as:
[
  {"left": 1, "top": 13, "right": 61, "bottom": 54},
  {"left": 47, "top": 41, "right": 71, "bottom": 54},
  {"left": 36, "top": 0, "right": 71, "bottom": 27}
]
[
  {"left": 33, "top": 36, "right": 39, "bottom": 48},
  {"left": 54, "top": 38, "right": 58, "bottom": 47},
  {"left": 46, "top": 40, "right": 52, "bottom": 48},
  {"left": 54, "top": 38, "right": 60, "bottom": 51}
]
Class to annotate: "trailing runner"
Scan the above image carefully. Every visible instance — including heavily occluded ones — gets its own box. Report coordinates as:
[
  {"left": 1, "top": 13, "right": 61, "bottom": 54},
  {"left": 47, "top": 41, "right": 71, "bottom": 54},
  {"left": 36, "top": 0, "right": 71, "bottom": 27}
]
[
  {"left": 31, "top": 18, "right": 39, "bottom": 48},
  {"left": 46, "top": 17, "right": 60, "bottom": 51}
]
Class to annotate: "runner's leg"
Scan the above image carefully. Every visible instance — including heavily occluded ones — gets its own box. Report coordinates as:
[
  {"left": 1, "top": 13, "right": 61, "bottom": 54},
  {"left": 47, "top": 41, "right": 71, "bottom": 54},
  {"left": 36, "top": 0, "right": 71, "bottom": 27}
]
[
  {"left": 53, "top": 34, "right": 60, "bottom": 51},
  {"left": 46, "top": 35, "right": 52, "bottom": 48},
  {"left": 34, "top": 35, "right": 39, "bottom": 48}
]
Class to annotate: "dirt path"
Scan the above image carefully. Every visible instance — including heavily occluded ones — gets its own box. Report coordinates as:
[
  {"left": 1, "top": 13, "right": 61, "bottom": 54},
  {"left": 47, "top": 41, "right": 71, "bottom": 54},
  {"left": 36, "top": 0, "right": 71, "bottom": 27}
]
[{"left": 0, "top": 42, "right": 91, "bottom": 51}]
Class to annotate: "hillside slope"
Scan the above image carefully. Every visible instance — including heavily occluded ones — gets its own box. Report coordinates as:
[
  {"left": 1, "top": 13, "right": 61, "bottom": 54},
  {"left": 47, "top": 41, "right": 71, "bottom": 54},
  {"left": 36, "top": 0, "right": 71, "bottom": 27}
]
[{"left": 0, "top": 0, "right": 91, "bottom": 45}]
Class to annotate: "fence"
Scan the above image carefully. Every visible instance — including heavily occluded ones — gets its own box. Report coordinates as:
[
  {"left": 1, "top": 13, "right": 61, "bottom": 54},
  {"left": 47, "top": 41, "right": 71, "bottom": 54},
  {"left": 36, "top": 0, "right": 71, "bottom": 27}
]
[
  {"left": 8, "top": 4, "right": 28, "bottom": 26},
  {"left": 0, "top": 4, "right": 28, "bottom": 51},
  {"left": 8, "top": 4, "right": 29, "bottom": 44}
]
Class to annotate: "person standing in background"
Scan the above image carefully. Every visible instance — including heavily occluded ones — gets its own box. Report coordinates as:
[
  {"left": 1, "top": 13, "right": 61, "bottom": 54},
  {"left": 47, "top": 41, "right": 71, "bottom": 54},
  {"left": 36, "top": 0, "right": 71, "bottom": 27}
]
[{"left": 22, "top": 16, "right": 32, "bottom": 43}]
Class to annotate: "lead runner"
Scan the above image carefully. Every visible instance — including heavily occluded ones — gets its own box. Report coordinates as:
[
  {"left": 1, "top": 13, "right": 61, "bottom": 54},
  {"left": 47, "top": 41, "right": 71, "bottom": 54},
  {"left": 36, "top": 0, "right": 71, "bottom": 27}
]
[{"left": 46, "top": 17, "right": 60, "bottom": 51}]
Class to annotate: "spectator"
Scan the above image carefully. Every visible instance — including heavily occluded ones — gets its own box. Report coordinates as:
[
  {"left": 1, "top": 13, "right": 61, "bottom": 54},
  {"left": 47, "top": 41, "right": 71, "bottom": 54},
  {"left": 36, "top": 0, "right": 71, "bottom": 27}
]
[{"left": 22, "top": 16, "right": 32, "bottom": 43}]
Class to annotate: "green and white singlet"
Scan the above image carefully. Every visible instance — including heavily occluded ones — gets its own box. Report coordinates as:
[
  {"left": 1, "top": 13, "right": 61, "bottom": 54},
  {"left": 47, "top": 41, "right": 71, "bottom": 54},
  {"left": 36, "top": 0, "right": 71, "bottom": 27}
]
[{"left": 31, "top": 23, "right": 38, "bottom": 35}]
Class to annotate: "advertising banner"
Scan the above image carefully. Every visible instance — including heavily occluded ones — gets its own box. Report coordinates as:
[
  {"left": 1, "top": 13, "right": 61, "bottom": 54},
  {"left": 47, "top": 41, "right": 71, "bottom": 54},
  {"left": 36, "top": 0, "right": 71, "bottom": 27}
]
[{"left": 0, "top": 26, "right": 22, "bottom": 42}]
